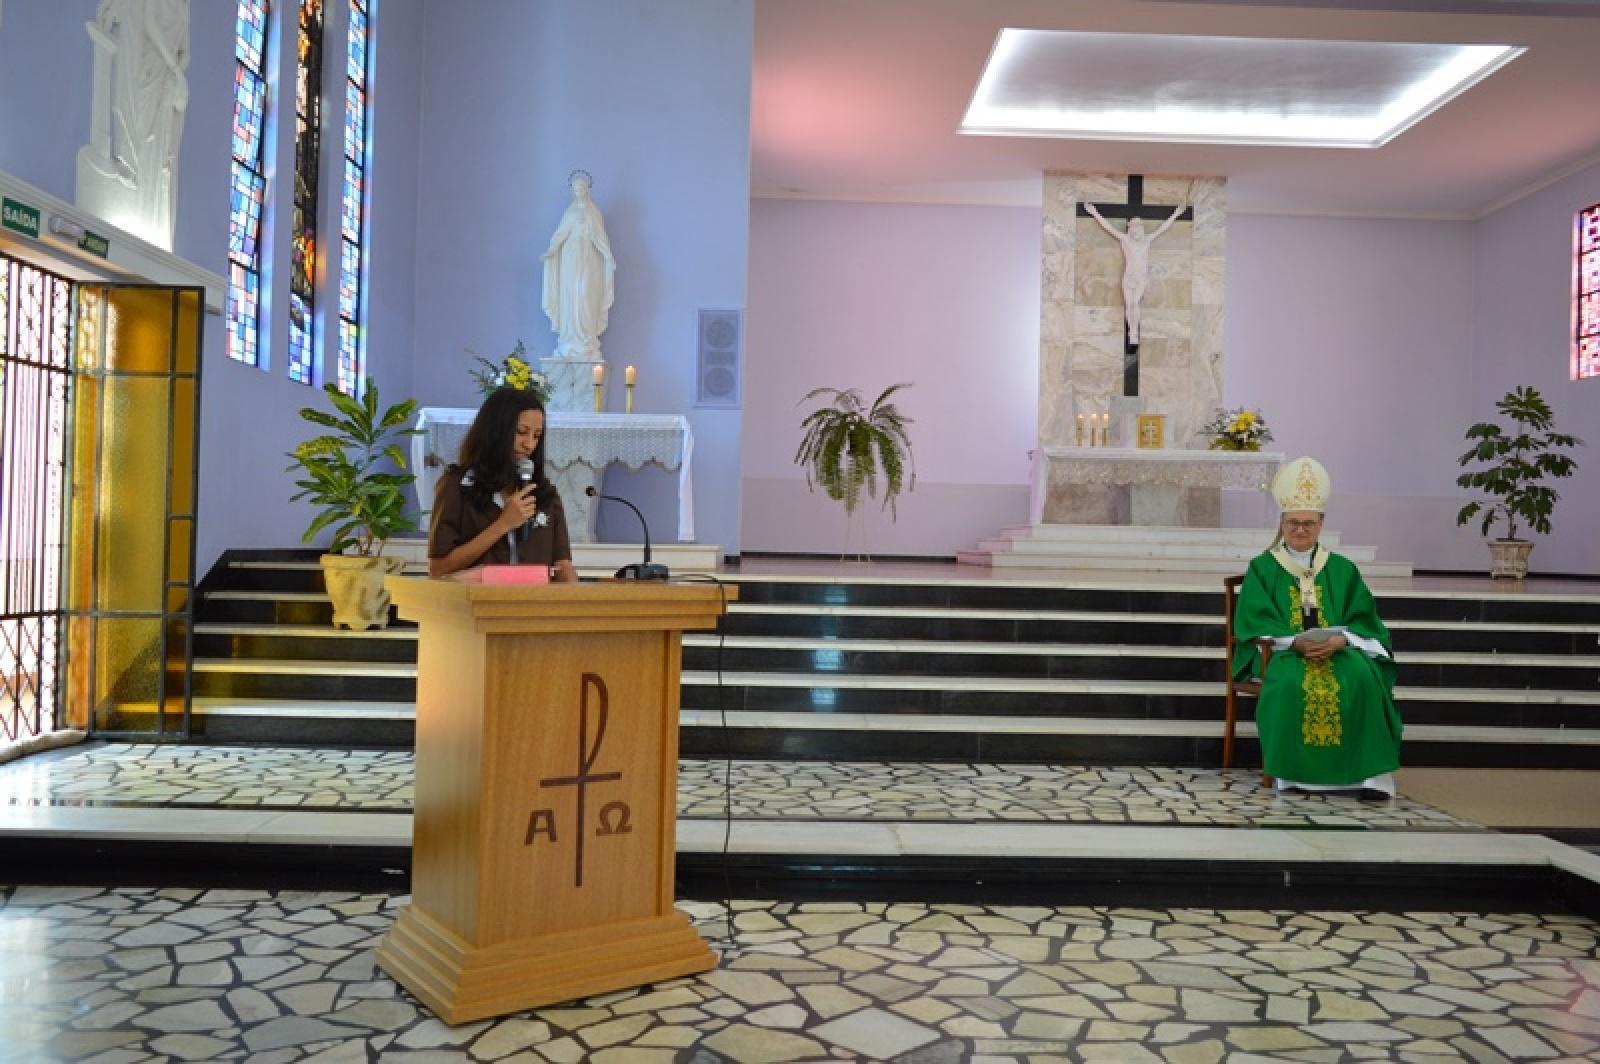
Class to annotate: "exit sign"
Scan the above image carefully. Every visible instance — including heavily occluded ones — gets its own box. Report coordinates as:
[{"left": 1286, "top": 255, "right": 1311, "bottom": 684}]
[{"left": 2, "top": 197, "right": 41, "bottom": 239}]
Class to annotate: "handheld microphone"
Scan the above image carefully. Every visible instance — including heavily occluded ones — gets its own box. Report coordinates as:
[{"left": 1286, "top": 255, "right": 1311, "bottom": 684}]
[
  {"left": 585, "top": 485, "right": 669, "bottom": 580},
  {"left": 515, "top": 458, "right": 535, "bottom": 542}
]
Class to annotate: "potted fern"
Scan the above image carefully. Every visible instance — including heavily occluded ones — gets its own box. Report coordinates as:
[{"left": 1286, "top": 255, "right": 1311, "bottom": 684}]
[
  {"left": 1455, "top": 385, "right": 1583, "bottom": 579},
  {"left": 794, "top": 383, "right": 916, "bottom": 557},
  {"left": 288, "top": 379, "right": 421, "bottom": 629}
]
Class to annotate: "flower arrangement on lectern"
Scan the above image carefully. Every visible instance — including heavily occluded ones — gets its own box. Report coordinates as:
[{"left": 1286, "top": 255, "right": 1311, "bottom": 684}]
[
  {"left": 1202, "top": 406, "right": 1274, "bottom": 451},
  {"left": 467, "top": 339, "right": 550, "bottom": 404},
  {"left": 794, "top": 384, "right": 916, "bottom": 557},
  {"left": 1455, "top": 385, "right": 1583, "bottom": 579},
  {"left": 287, "top": 379, "right": 421, "bottom": 630}
]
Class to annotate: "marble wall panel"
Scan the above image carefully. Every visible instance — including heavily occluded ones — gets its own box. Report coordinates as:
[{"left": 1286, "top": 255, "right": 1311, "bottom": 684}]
[
  {"left": 1139, "top": 307, "right": 1191, "bottom": 345},
  {"left": 1142, "top": 176, "right": 1191, "bottom": 205},
  {"left": 1193, "top": 178, "right": 1226, "bottom": 259},
  {"left": 1039, "top": 341, "right": 1074, "bottom": 446},
  {"left": 1074, "top": 172, "right": 1127, "bottom": 205},
  {"left": 1192, "top": 255, "right": 1225, "bottom": 309},
  {"left": 1075, "top": 248, "right": 1126, "bottom": 306},
  {"left": 1143, "top": 276, "right": 1193, "bottom": 312},
  {"left": 1039, "top": 171, "right": 1227, "bottom": 520}
]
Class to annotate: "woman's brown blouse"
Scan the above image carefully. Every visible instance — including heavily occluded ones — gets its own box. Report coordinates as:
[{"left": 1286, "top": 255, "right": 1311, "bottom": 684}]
[{"left": 428, "top": 467, "right": 572, "bottom": 568}]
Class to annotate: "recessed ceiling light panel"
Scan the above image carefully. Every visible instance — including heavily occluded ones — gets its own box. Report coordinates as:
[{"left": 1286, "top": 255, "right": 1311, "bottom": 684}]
[{"left": 960, "top": 29, "right": 1523, "bottom": 147}]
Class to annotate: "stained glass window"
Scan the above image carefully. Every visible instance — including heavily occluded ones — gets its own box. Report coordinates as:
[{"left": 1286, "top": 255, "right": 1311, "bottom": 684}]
[
  {"left": 287, "top": 0, "right": 325, "bottom": 385},
  {"left": 335, "top": 0, "right": 372, "bottom": 396},
  {"left": 1577, "top": 201, "right": 1600, "bottom": 381},
  {"left": 227, "top": 0, "right": 271, "bottom": 367}
]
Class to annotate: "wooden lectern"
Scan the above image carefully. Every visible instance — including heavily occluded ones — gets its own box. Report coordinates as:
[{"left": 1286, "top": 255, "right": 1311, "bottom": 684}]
[{"left": 376, "top": 578, "right": 733, "bottom": 1024}]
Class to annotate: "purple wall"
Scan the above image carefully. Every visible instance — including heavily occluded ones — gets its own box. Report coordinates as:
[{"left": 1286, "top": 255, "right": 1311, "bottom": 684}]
[
  {"left": 407, "top": 0, "right": 752, "bottom": 553},
  {"left": 0, "top": 1, "right": 98, "bottom": 208},
  {"left": 1225, "top": 214, "right": 1485, "bottom": 570},
  {"left": 742, "top": 198, "right": 1040, "bottom": 555},
  {"left": 1470, "top": 161, "right": 1600, "bottom": 576}
]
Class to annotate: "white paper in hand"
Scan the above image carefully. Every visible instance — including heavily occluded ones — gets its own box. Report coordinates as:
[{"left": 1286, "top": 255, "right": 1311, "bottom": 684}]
[{"left": 1299, "top": 627, "right": 1341, "bottom": 643}]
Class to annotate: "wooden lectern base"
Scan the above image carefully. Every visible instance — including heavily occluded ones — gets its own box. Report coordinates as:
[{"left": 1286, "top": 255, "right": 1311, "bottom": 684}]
[
  {"left": 375, "top": 579, "right": 732, "bottom": 1025},
  {"left": 378, "top": 905, "right": 716, "bottom": 1025}
]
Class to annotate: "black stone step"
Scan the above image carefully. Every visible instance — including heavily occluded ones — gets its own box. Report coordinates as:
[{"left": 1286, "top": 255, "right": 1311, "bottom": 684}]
[
  {"left": 680, "top": 683, "right": 1600, "bottom": 730},
  {"left": 680, "top": 646, "right": 1597, "bottom": 691},
  {"left": 193, "top": 630, "right": 418, "bottom": 663}
]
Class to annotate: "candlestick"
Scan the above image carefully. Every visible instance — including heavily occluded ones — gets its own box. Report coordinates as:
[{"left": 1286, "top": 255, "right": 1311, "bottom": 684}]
[
  {"left": 1100, "top": 413, "right": 1111, "bottom": 447},
  {"left": 625, "top": 382, "right": 635, "bottom": 414},
  {"left": 592, "top": 382, "right": 603, "bottom": 413},
  {"left": 625, "top": 365, "right": 637, "bottom": 386}
]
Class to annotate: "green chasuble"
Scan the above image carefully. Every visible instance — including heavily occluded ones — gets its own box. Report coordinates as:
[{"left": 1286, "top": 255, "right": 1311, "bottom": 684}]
[{"left": 1231, "top": 549, "right": 1402, "bottom": 785}]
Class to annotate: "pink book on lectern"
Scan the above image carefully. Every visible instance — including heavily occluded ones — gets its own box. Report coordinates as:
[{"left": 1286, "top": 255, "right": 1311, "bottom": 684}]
[{"left": 451, "top": 565, "right": 550, "bottom": 586}]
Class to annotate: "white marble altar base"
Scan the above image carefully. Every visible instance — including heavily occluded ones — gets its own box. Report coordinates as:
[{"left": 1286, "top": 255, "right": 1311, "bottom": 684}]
[
  {"left": 1031, "top": 447, "right": 1281, "bottom": 529},
  {"left": 959, "top": 523, "right": 1411, "bottom": 578}
]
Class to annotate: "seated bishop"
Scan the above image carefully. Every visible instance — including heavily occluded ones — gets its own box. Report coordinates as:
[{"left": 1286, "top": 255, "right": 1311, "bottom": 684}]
[{"left": 1231, "top": 456, "right": 1404, "bottom": 798}]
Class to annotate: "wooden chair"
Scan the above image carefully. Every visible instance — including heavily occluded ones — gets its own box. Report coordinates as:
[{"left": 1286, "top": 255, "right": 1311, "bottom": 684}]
[{"left": 1222, "top": 574, "right": 1273, "bottom": 770}]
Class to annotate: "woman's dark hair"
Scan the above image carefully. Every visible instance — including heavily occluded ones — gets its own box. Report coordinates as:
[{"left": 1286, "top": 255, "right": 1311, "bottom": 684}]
[{"left": 453, "top": 387, "right": 548, "bottom": 504}]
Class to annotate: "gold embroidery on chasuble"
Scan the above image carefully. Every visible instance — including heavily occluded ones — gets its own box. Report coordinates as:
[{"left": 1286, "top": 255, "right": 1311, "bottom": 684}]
[{"left": 1288, "top": 582, "right": 1342, "bottom": 748}]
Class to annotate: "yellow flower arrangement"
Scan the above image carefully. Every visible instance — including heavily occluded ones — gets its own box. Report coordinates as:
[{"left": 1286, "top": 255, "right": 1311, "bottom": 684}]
[
  {"left": 1202, "top": 406, "right": 1273, "bottom": 451},
  {"left": 467, "top": 339, "right": 550, "bottom": 404}
]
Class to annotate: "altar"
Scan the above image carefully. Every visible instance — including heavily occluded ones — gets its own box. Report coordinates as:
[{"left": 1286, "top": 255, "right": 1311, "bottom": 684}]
[
  {"left": 1030, "top": 447, "right": 1282, "bottom": 527},
  {"left": 412, "top": 408, "right": 694, "bottom": 543}
]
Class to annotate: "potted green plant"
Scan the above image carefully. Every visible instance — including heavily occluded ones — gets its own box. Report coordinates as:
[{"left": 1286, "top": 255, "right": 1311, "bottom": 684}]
[
  {"left": 288, "top": 378, "right": 421, "bottom": 629},
  {"left": 794, "top": 383, "right": 916, "bottom": 557},
  {"left": 1455, "top": 385, "right": 1583, "bottom": 579}
]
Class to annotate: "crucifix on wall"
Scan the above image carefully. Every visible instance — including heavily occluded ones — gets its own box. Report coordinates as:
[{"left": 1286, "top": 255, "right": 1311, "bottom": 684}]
[{"left": 1079, "top": 175, "right": 1192, "bottom": 396}]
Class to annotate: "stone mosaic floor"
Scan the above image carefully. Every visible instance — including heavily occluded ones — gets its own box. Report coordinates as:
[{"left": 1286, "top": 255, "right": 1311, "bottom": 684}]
[
  {"left": 4, "top": 886, "right": 1600, "bottom": 1062},
  {"left": 0, "top": 744, "right": 1481, "bottom": 831}
]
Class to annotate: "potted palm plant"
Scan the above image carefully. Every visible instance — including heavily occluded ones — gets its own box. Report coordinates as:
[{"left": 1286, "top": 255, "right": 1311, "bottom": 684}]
[
  {"left": 794, "top": 383, "right": 916, "bottom": 557},
  {"left": 1455, "top": 385, "right": 1583, "bottom": 579},
  {"left": 288, "top": 379, "right": 420, "bottom": 629}
]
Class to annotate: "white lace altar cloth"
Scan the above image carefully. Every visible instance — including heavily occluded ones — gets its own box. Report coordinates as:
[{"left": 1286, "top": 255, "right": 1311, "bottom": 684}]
[{"left": 412, "top": 408, "right": 694, "bottom": 540}]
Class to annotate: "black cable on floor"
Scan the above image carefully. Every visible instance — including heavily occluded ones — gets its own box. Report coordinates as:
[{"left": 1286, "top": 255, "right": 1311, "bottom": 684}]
[{"left": 673, "top": 573, "right": 736, "bottom": 953}]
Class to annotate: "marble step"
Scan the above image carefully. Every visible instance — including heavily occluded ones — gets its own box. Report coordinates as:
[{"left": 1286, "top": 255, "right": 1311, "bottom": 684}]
[
  {"left": 173, "top": 697, "right": 1600, "bottom": 768},
  {"left": 185, "top": 658, "right": 1600, "bottom": 731},
  {"left": 958, "top": 548, "right": 1414, "bottom": 579},
  {"left": 974, "top": 538, "right": 1380, "bottom": 562},
  {"left": 183, "top": 697, "right": 1600, "bottom": 744},
  {"left": 191, "top": 616, "right": 1600, "bottom": 659},
  {"left": 186, "top": 641, "right": 1600, "bottom": 693},
  {"left": 994, "top": 524, "right": 1337, "bottom": 546}
]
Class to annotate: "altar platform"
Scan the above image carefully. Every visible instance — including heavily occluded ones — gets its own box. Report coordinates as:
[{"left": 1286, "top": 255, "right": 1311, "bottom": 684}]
[{"left": 5, "top": 557, "right": 1600, "bottom": 1059}]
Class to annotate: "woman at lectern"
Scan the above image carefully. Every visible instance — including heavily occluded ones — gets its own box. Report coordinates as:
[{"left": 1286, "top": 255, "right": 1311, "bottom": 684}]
[{"left": 428, "top": 387, "right": 578, "bottom": 582}]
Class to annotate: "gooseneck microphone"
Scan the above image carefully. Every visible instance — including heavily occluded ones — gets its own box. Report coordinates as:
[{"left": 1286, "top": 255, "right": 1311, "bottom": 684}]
[
  {"left": 514, "top": 458, "right": 536, "bottom": 542},
  {"left": 586, "top": 486, "right": 669, "bottom": 580}
]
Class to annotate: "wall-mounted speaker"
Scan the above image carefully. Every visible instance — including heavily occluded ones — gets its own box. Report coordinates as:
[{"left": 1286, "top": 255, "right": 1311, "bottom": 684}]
[{"left": 695, "top": 308, "right": 741, "bottom": 409}]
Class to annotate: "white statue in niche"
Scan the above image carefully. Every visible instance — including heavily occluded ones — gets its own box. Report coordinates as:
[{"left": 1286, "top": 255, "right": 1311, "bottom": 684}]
[
  {"left": 540, "top": 170, "right": 616, "bottom": 361},
  {"left": 76, "top": 0, "right": 190, "bottom": 251},
  {"left": 1083, "top": 191, "right": 1188, "bottom": 346}
]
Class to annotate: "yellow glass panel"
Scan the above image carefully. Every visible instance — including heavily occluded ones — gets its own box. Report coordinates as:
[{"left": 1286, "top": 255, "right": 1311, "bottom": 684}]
[
  {"left": 174, "top": 288, "right": 201, "bottom": 375},
  {"left": 105, "top": 287, "right": 175, "bottom": 375},
  {"left": 65, "top": 372, "right": 102, "bottom": 612},
  {"left": 163, "top": 616, "right": 190, "bottom": 715},
  {"left": 169, "top": 377, "right": 196, "bottom": 514},
  {"left": 92, "top": 616, "right": 163, "bottom": 723},
  {"left": 94, "top": 376, "right": 172, "bottom": 613},
  {"left": 167, "top": 518, "right": 193, "bottom": 590}
]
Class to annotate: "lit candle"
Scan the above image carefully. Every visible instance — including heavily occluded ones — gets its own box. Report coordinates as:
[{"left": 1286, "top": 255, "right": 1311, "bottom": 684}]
[
  {"left": 1076, "top": 413, "right": 1084, "bottom": 430},
  {"left": 592, "top": 364, "right": 604, "bottom": 385},
  {"left": 625, "top": 365, "right": 637, "bottom": 386}
]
